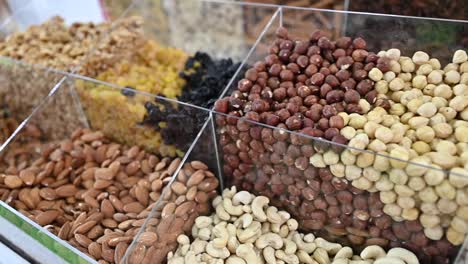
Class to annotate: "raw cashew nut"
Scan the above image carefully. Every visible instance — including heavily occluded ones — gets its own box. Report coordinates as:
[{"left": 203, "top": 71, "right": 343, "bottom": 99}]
[
  {"left": 387, "top": 248, "right": 419, "bottom": 264},
  {"left": 279, "top": 224, "right": 290, "bottom": 238},
  {"left": 224, "top": 198, "right": 244, "bottom": 216},
  {"left": 168, "top": 256, "right": 184, "bottom": 264},
  {"left": 332, "top": 259, "right": 349, "bottom": 264},
  {"left": 313, "top": 248, "right": 330, "bottom": 264},
  {"left": 360, "top": 245, "right": 386, "bottom": 260},
  {"left": 293, "top": 233, "right": 316, "bottom": 253},
  {"left": 266, "top": 206, "right": 283, "bottom": 224},
  {"left": 226, "top": 256, "right": 247, "bottom": 264},
  {"left": 213, "top": 223, "right": 229, "bottom": 249},
  {"left": 374, "top": 257, "right": 405, "bottom": 264},
  {"left": 279, "top": 211, "right": 291, "bottom": 224},
  {"left": 334, "top": 247, "right": 353, "bottom": 260},
  {"left": 198, "top": 227, "right": 212, "bottom": 241},
  {"left": 275, "top": 250, "right": 300, "bottom": 264},
  {"left": 263, "top": 246, "right": 277, "bottom": 264},
  {"left": 184, "top": 251, "right": 197, "bottom": 263},
  {"left": 255, "top": 232, "right": 284, "bottom": 249},
  {"left": 232, "top": 190, "right": 253, "bottom": 205},
  {"left": 286, "top": 219, "right": 298, "bottom": 231},
  {"left": 223, "top": 187, "right": 237, "bottom": 199},
  {"left": 262, "top": 222, "right": 271, "bottom": 234},
  {"left": 282, "top": 238, "right": 297, "bottom": 254},
  {"left": 238, "top": 221, "right": 261, "bottom": 242},
  {"left": 349, "top": 261, "right": 372, "bottom": 264},
  {"left": 237, "top": 244, "right": 260, "bottom": 263},
  {"left": 216, "top": 203, "right": 231, "bottom": 221},
  {"left": 314, "top": 238, "right": 342, "bottom": 254},
  {"left": 235, "top": 213, "right": 253, "bottom": 228},
  {"left": 190, "top": 239, "right": 208, "bottom": 254},
  {"left": 251, "top": 196, "right": 269, "bottom": 222},
  {"left": 297, "top": 249, "right": 315, "bottom": 264},
  {"left": 206, "top": 241, "right": 230, "bottom": 259},
  {"left": 212, "top": 196, "right": 223, "bottom": 207}
]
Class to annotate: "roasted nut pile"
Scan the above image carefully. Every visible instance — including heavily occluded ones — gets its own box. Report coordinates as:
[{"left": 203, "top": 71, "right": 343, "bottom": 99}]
[
  {"left": 168, "top": 186, "right": 420, "bottom": 264},
  {"left": 0, "top": 128, "right": 219, "bottom": 264},
  {"left": 328, "top": 49, "right": 468, "bottom": 245},
  {"left": 214, "top": 26, "right": 462, "bottom": 262}
]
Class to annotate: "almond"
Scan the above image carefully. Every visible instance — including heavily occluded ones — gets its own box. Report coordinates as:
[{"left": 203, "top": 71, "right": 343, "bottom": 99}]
[
  {"left": 55, "top": 184, "right": 78, "bottom": 197},
  {"left": 35, "top": 210, "right": 59, "bottom": 226},
  {"left": 101, "top": 199, "right": 115, "bottom": 218},
  {"left": 138, "top": 232, "right": 158, "bottom": 246},
  {"left": 88, "top": 242, "right": 102, "bottom": 259},
  {"left": 74, "top": 220, "right": 97, "bottom": 234},
  {"left": 19, "top": 170, "right": 35, "bottom": 186},
  {"left": 4, "top": 175, "right": 23, "bottom": 189},
  {"left": 94, "top": 168, "right": 116, "bottom": 180},
  {"left": 161, "top": 202, "right": 176, "bottom": 218},
  {"left": 123, "top": 202, "right": 144, "bottom": 213},
  {"left": 114, "top": 242, "right": 128, "bottom": 263},
  {"left": 171, "top": 182, "right": 187, "bottom": 195},
  {"left": 191, "top": 161, "right": 208, "bottom": 170},
  {"left": 186, "top": 170, "right": 205, "bottom": 187}
]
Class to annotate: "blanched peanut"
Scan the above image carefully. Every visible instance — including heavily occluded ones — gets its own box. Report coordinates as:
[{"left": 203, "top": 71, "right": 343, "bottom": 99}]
[{"left": 424, "top": 226, "right": 443, "bottom": 240}]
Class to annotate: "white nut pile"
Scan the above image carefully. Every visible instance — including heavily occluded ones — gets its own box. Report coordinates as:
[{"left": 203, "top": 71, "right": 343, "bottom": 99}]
[
  {"left": 312, "top": 49, "right": 468, "bottom": 246},
  {"left": 167, "top": 186, "right": 419, "bottom": 264}
]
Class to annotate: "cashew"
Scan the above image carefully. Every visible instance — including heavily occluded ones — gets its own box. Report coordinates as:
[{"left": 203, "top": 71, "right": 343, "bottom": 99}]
[
  {"left": 263, "top": 246, "right": 277, "bottom": 264},
  {"left": 212, "top": 196, "right": 223, "bottom": 207},
  {"left": 216, "top": 203, "right": 231, "bottom": 221},
  {"left": 206, "top": 242, "right": 230, "bottom": 259},
  {"left": 313, "top": 248, "right": 330, "bottom": 264},
  {"left": 237, "top": 244, "right": 260, "bottom": 263},
  {"left": 252, "top": 196, "right": 269, "bottom": 222},
  {"left": 334, "top": 247, "right": 353, "bottom": 260},
  {"left": 180, "top": 244, "right": 190, "bottom": 256},
  {"left": 192, "top": 224, "right": 199, "bottom": 237},
  {"left": 286, "top": 219, "right": 298, "bottom": 231},
  {"left": 279, "top": 225, "right": 290, "bottom": 238},
  {"left": 267, "top": 206, "right": 283, "bottom": 224},
  {"left": 213, "top": 223, "right": 229, "bottom": 249},
  {"left": 282, "top": 238, "right": 297, "bottom": 254},
  {"left": 314, "top": 238, "right": 342, "bottom": 254},
  {"left": 349, "top": 261, "right": 372, "bottom": 264},
  {"left": 190, "top": 239, "right": 208, "bottom": 255},
  {"left": 243, "top": 205, "right": 252, "bottom": 213},
  {"left": 199, "top": 227, "right": 212, "bottom": 241},
  {"left": 238, "top": 221, "right": 262, "bottom": 243},
  {"left": 232, "top": 191, "right": 253, "bottom": 205},
  {"left": 332, "top": 259, "right": 349, "bottom": 264},
  {"left": 374, "top": 257, "right": 405, "bottom": 264},
  {"left": 275, "top": 250, "right": 299, "bottom": 264},
  {"left": 293, "top": 233, "right": 316, "bottom": 253},
  {"left": 297, "top": 250, "right": 315, "bottom": 264},
  {"left": 184, "top": 251, "right": 197, "bottom": 263},
  {"left": 223, "top": 187, "right": 237, "bottom": 199},
  {"left": 278, "top": 211, "right": 291, "bottom": 224},
  {"left": 168, "top": 256, "right": 184, "bottom": 264},
  {"left": 262, "top": 222, "right": 271, "bottom": 234},
  {"left": 226, "top": 256, "right": 247, "bottom": 264},
  {"left": 177, "top": 234, "right": 190, "bottom": 245},
  {"left": 387, "top": 248, "right": 418, "bottom": 264},
  {"left": 224, "top": 198, "right": 244, "bottom": 216},
  {"left": 271, "top": 223, "right": 281, "bottom": 233},
  {"left": 256, "top": 232, "right": 284, "bottom": 249},
  {"left": 304, "top": 234, "right": 315, "bottom": 243},
  {"left": 360, "top": 245, "right": 386, "bottom": 260},
  {"left": 235, "top": 213, "right": 253, "bottom": 228}
]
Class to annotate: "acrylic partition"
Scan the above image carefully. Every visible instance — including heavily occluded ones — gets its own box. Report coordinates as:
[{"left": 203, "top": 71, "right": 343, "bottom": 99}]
[
  {"left": 0, "top": 57, "right": 70, "bottom": 149},
  {"left": 206, "top": 6, "right": 468, "bottom": 264},
  {"left": 0, "top": 74, "right": 214, "bottom": 263}
]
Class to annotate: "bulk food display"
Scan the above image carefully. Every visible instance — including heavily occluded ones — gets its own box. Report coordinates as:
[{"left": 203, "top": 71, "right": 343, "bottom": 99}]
[{"left": 0, "top": 1, "right": 467, "bottom": 264}]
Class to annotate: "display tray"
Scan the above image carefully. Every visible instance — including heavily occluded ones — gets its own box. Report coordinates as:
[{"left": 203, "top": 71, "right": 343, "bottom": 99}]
[{"left": 0, "top": 1, "right": 467, "bottom": 264}]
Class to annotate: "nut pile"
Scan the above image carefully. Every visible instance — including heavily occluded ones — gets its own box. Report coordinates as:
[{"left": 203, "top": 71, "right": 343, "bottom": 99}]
[
  {"left": 214, "top": 26, "right": 463, "bottom": 262},
  {"left": 328, "top": 49, "right": 468, "bottom": 245},
  {"left": 168, "top": 186, "right": 420, "bottom": 264},
  {"left": 0, "top": 128, "right": 219, "bottom": 264}
]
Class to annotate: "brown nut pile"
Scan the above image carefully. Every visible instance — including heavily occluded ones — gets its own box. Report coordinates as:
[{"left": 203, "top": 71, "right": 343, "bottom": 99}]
[
  {"left": 215, "top": 26, "right": 389, "bottom": 144},
  {"left": 214, "top": 27, "right": 460, "bottom": 263},
  {"left": 0, "top": 128, "right": 219, "bottom": 264}
]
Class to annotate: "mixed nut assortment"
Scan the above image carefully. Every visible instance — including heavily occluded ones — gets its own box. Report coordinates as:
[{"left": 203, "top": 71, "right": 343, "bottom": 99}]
[
  {"left": 0, "top": 4, "right": 466, "bottom": 264},
  {"left": 168, "top": 186, "right": 420, "bottom": 264},
  {"left": 215, "top": 26, "right": 467, "bottom": 263}
]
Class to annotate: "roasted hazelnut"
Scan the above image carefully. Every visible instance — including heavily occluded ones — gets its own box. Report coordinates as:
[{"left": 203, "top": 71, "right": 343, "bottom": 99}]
[
  {"left": 317, "top": 36, "right": 332, "bottom": 49},
  {"left": 287, "top": 63, "right": 300, "bottom": 74},
  {"left": 336, "top": 56, "right": 353, "bottom": 69},
  {"left": 319, "top": 67, "right": 331, "bottom": 76},
  {"left": 353, "top": 69, "right": 368, "bottom": 81},
  {"left": 352, "top": 49, "right": 369, "bottom": 62},
  {"left": 325, "top": 127, "right": 340, "bottom": 139},
  {"left": 329, "top": 115, "right": 344, "bottom": 129},
  {"left": 276, "top": 26, "right": 288, "bottom": 39},
  {"left": 280, "top": 69, "right": 294, "bottom": 81},
  {"left": 326, "top": 90, "right": 344, "bottom": 103},
  {"left": 306, "top": 104, "right": 323, "bottom": 121},
  {"left": 253, "top": 61, "right": 266, "bottom": 72},
  {"left": 353, "top": 37, "right": 367, "bottom": 49},
  {"left": 285, "top": 116, "right": 302, "bottom": 130},
  {"left": 341, "top": 78, "right": 357, "bottom": 90},
  {"left": 336, "top": 36, "right": 352, "bottom": 49},
  {"left": 245, "top": 68, "right": 258, "bottom": 81},
  {"left": 265, "top": 54, "right": 280, "bottom": 66},
  {"left": 294, "top": 40, "right": 309, "bottom": 54},
  {"left": 343, "top": 89, "right": 360, "bottom": 104},
  {"left": 307, "top": 45, "right": 321, "bottom": 56},
  {"left": 310, "top": 30, "right": 326, "bottom": 41},
  {"left": 238, "top": 78, "right": 252, "bottom": 92},
  {"left": 286, "top": 102, "right": 300, "bottom": 114},
  {"left": 311, "top": 72, "right": 325, "bottom": 86},
  {"left": 310, "top": 54, "right": 323, "bottom": 66},
  {"left": 286, "top": 86, "right": 297, "bottom": 97},
  {"left": 280, "top": 39, "right": 294, "bottom": 50},
  {"left": 356, "top": 79, "right": 373, "bottom": 95},
  {"left": 322, "top": 105, "right": 338, "bottom": 118},
  {"left": 366, "top": 52, "right": 379, "bottom": 63},
  {"left": 251, "top": 99, "right": 266, "bottom": 112},
  {"left": 269, "top": 64, "right": 282, "bottom": 76},
  {"left": 318, "top": 118, "right": 330, "bottom": 130},
  {"left": 305, "top": 64, "right": 318, "bottom": 77},
  {"left": 214, "top": 98, "right": 229, "bottom": 113},
  {"left": 279, "top": 49, "right": 291, "bottom": 62},
  {"left": 320, "top": 83, "right": 333, "bottom": 97},
  {"left": 276, "top": 108, "right": 291, "bottom": 121}
]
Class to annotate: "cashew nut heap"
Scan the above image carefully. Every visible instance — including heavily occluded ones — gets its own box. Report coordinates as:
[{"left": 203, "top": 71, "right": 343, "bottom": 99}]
[{"left": 167, "top": 186, "right": 419, "bottom": 264}]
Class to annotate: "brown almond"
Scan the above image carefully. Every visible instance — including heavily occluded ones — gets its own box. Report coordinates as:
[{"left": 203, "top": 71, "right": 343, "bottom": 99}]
[
  {"left": 170, "top": 182, "right": 187, "bottom": 195},
  {"left": 114, "top": 242, "right": 128, "bottom": 263},
  {"left": 4, "top": 175, "right": 23, "bottom": 189},
  {"left": 81, "top": 168, "right": 95, "bottom": 181},
  {"left": 88, "top": 242, "right": 102, "bottom": 259},
  {"left": 74, "top": 220, "right": 97, "bottom": 234},
  {"left": 94, "top": 168, "right": 116, "bottom": 181},
  {"left": 167, "top": 158, "right": 181, "bottom": 175},
  {"left": 186, "top": 186, "right": 197, "bottom": 201},
  {"left": 123, "top": 202, "right": 144, "bottom": 214},
  {"left": 39, "top": 188, "right": 57, "bottom": 200},
  {"left": 19, "top": 170, "right": 35, "bottom": 186},
  {"left": 75, "top": 233, "right": 93, "bottom": 248},
  {"left": 84, "top": 195, "right": 99, "bottom": 208},
  {"left": 108, "top": 236, "right": 133, "bottom": 247},
  {"left": 191, "top": 161, "right": 208, "bottom": 170},
  {"left": 125, "top": 160, "right": 141, "bottom": 175},
  {"left": 135, "top": 186, "right": 149, "bottom": 206},
  {"left": 174, "top": 201, "right": 196, "bottom": 217},
  {"left": 155, "top": 160, "right": 167, "bottom": 171},
  {"left": 186, "top": 170, "right": 205, "bottom": 187},
  {"left": 94, "top": 179, "right": 112, "bottom": 189},
  {"left": 197, "top": 178, "right": 219, "bottom": 192},
  {"left": 162, "top": 202, "right": 176, "bottom": 218},
  {"left": 87, "top": 225, "right": 104, "bottom": 240},
  {"left": 101, "top": 199, "right": 115, "bottom": 218},
  {"left": 118, "top": 219, "right": 134, "bottom": 230},
  {"left": 151, "top": 179, "right": 163, "bottom": 192},
  {"left": 81, "top": 131, "right": 104, "bottom": 142},
  {"left": 138, "top": 232, "right": 158, "bottom": 246},
  {"left": 129, "top": 243, "right": 146, "bottom": 264},
  {"left": 102, "top": 218, "right": 118, "bottom": 228},
  {"left": 55, "top": 184, "right": 78, "bottom": 197},
  {"left": 113, "top": 213, "right": 128, "bottom": 222},
  {"left": 35, "top": 210, "right": 59, "bottom": 226},
  {"left": 58, "top": 221, "right": 71, "bottom": 240},
  {"left": 101, "top": 243, "right": 115, "bottom": 263}
]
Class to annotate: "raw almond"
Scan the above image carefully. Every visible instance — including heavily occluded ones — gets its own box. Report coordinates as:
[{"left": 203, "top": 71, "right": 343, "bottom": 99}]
[
  {"left": 101, "top": 199, "right": 115, "bottom": 218},
  {"left": 108, "top": 236, "right": 133, "bottom": 247},
  {"left": 88, "top": 242, "right": 102, "bottom": 259},
  {"left": 174, "top": 201, "right": 196, "bottom": 217},
  {"left": 191, "top": 160, "right": 208, "bottom": 170},
  {"left": 75, "top": 234, "right": 93, "bottom": 248},
  {"left": 55, "top": 184, "right": 78, "bottom": 197},
  {"left": 114, "top": 242, "right": 128, "bottom": 263},
  {"left": 161, "top": 202, "right": 176, "bottom": 218},
  {"left": 186, "top": 170, "right": 205, "bottom": 187},
  {"left": 129, "top": 243, "right": 146, "bottom": 264},
  {"left": 19, "top": 170, "right": 35, "bottom": 186},
  {"left": 101, "top": 242, "right": 115, "bottom": 263},
  {"left": 123, "top": 202, "right": 144, "bottom": 213},
  {"left": 94, "top": 168, "right": 116, "bottom": 181},
  {"left": 135, "top": 186, "right": 149, "bottom": 206},
  {"left": 94, "top": 179, "right": 112, "bottom": 189},
  {"left": 4, "top": 175, "right": 23, "bottom": 189},
  {"left": 102, "top": 218, "right": 118, "bottom": 228},
  {"left": 74, "top": 220, "right": 97, "bottom": 234},
  {"left": 35, "top": 210, "right": 59, "bottom": 226},
  {"left": 171, "top": 182, "right": 187, "bottom": 195},
  {"left": 80, "top": 131, "right": 104, "bottom": 142},
  {"left": 58, "top": 221, "right": 71, "bottom": 240},
  {"left": 138, "top": 232, "right": 158, "bottom": 246}
]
